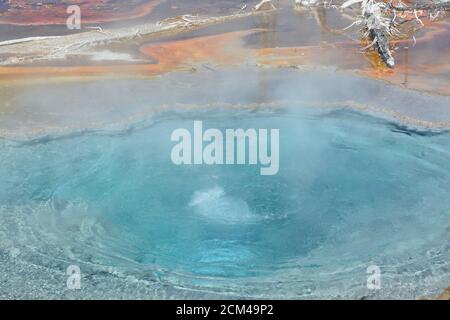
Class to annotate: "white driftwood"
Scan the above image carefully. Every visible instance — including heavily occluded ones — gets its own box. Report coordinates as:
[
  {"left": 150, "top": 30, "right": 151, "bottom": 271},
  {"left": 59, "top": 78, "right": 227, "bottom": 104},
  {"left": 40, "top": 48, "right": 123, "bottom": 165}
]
[
  {"left": 0, "top": 36, "right": 62, "bottom": 47},
  {"left": 0, "top": 11, "right": 265, "bottom": 66}
]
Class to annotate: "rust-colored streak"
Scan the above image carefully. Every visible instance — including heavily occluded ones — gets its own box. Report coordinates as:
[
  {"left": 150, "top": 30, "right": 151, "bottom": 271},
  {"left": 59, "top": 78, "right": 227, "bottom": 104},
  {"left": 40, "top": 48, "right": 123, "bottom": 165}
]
[
  {"left": 0, "top": 0, "right": 160, "bottom": 25},
  {"left": 0, "top": 30, "right": 259, "bottom": 80},
  {"left": 139, "top": 30, "right": 259, "bottom": 72},
  {"left": 0, "top": 19, "right": 448, "bottom": 96},
  {"left": 255, "top": 45, "right": 366, "bottom": 69},
  {"left": 0, "top": 65, "right": 154, "bottom": 77}
]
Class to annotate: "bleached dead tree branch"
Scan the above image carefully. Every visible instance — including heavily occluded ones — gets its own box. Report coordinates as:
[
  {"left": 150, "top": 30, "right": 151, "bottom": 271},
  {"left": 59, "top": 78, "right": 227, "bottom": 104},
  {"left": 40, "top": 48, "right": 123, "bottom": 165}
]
[{"left": 296, "top": 0, "right": 449, "bottom": 68}]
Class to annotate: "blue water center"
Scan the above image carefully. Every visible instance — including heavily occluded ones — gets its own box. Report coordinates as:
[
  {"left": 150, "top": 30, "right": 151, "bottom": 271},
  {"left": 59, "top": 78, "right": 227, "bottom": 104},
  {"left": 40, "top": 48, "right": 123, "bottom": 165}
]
[{"left": 1, "top": 107, "right": 449, "bottom": 298}]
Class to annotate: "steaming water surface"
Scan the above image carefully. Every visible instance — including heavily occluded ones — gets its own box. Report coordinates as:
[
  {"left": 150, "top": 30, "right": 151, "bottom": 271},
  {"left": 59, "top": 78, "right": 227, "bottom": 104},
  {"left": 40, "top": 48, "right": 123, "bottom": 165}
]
[{"left": 1, "top": 107, "right": 449, "bottom": 299}]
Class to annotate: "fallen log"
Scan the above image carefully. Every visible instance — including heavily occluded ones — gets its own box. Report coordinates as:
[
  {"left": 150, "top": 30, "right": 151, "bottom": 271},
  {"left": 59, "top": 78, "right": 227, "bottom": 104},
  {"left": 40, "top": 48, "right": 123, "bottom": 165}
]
[{"left": 369, "top": 28, "right": 395, "bottom": 68}]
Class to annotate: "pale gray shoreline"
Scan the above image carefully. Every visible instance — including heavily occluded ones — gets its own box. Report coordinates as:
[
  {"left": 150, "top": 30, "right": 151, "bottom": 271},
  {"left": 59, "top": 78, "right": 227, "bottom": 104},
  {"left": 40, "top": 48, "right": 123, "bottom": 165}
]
[{"left": 1, "top": 67, "right": 450, "bottom": 142}]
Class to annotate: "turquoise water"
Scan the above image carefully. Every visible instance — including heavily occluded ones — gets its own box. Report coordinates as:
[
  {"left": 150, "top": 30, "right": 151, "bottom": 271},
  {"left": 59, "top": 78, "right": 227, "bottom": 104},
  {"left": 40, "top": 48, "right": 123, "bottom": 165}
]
[{"left": 1, "top": 107, "right": 449, "bottom": 298}]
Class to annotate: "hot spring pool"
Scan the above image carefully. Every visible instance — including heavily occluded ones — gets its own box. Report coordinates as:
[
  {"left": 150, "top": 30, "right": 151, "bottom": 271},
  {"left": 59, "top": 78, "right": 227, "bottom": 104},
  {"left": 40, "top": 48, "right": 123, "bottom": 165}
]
[{"left": 0, "top": 107, "right": 449, "bottom": 299}]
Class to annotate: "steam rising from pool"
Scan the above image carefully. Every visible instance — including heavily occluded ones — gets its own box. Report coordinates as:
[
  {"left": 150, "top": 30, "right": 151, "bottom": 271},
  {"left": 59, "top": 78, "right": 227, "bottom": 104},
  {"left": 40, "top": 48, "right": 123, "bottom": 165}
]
[{"left": 0, "top": 107, "right": 449, "bottom": 299}]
